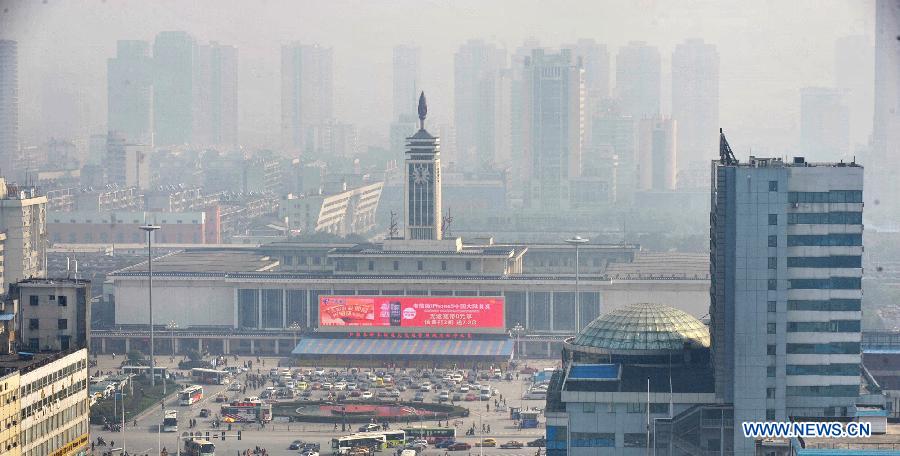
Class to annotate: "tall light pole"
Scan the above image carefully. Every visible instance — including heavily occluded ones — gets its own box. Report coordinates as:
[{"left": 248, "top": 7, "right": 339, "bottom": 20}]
[
  {"left": 512, "top": 323, "right": 524, "bottom": 361},
  {"left": 565, "top": 236, "right": 589, "bottom": 331},
  {"left": 288, "top": 321, "right": 302, "bottom": 353},
  {"left": 140, "top": 224, "right": 161, "bottom": 387}
]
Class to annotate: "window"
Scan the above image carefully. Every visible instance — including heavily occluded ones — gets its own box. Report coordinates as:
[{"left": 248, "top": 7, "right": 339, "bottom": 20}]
[
  {"left": 787, "top": 320, "right": 861, "bottom": 333},
  {"left": 570, "top": 432, "right": 614, "bottom": 447},
  {"left": 28, "top": 319, "right": 38, "bottom": 330},
  {"left": 465, "top": 261, "right": 472, "bottom": 271},
  {"left": 767, "top": 323, "right": 776, "bottom": 334},
  {"left": 417, "top": 261, "right": 423, "bottom": 271},
  {"left": 58, "top": 296, "right": 67, "bottom": 307},
  {"left": 789, "top": 277, "right": 861, "bottom": 290},
  {"left": 28, "top": 338, "right": 38, "bottom": 349},
  {"left": 626, "top": 403, "right": 646, "bottom": 413},
  {"left": 767, "top": 301, "right": 776, "bottom": 313},
  {"left": 769, "top": 181, "right": 778, "bottom": 191},
  {"left": 768, "top": 279, "right": 778, "bottom": 290},
  {"left": 787, "top": 256, "right": 862, "bottom": 268},
  {"left": 582, "top": 403, "right": 595, "bottom": 413},
  {"left": 786, "top": 342, "right": 860, "bottom": 355},
  {"left": 284, "top": 255, "right": 293, "bottom": 266},
  {"left": 788, "top": 299, "right": 861, "bottom": 311},
  {"left": 788, "top": 190, "right": 862, "bottom": 203},
  {"left": 766, "top": 387, "right": 775, "bottom": 398},
  {"left": 29, "top": 296, "right": 38, "bottom": 306},
  {"left": 48, "top": 295, "right": 55, "bottom": 301},
  {"left": 768, "top": 344, "right": 777, "bottom": 355},
  {"left": 57, "top": 319, "right": 67, "bottom": 330},
  {"left": 768, "top": 214, "right": 778, "bottom": 225},
  {"left": 768, "top": 235, "right": 777, "bottom": 247},
  {"left": 766, "top": 409, "right": 776, "bottom": 420},
  {"left": 787, "top": 212, "right": 863, "bottom": 225},
  {"left": 767, "top": 366, "right": 775, "bottom": 377},
  {"left": 624, "top": 434, "right": 648, "bottom": 448},
  {"left": 787, "top": 234, "right": 862, "bottom": 247},
  {"left": 393, "top": 261, "right": 399, "bottom": 271},
  {"left": 786, "top": 364, "right": 860, "bottom": 376},
  {"left": 768, "top": 257, "right": 777, "bottom": 269},
  {"left": 300, "top": 256, "right": 307, "bottom": 265},
  {"left": 650, "top": 403, "right": 669, "bottom": 414},
  {"left": 441, "top": 261, "right": 447, "bottom": 271},
  {"left": 313, "top": 256, "right": 321, "bottom": 265},
  {"left": 786, "top": 385, "right": 860, "bottom": 397},
  {"left": 368, "top": 261, "right": 374, "bottom": 271}
]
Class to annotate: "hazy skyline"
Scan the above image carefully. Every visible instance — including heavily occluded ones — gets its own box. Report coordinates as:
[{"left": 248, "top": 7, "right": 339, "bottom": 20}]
[{"left": 0, "top": 0, "right": 875, "bottom": 155}]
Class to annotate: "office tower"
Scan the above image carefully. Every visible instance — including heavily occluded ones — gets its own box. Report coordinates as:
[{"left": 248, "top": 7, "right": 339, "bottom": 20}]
[
  {"left": 454, "top": 39, "right": 507, "bottom": 169},
  {"left": 834, "top": 35, "right": 874, "bottom": 148},
  {"left": 592, "top": 100, "right": 637, "bottom": 203},
  {"left": 196, "top": 42, "right": 238, "bottom": 146},
  {"left": 711, "top": 153, "right": 863, "bottom": 455},
  {"left": 153, "top": 31, "right": 198, "bottom": 146},
  {"left": 107, "top": 40, "right": 154, "bottom": 145},
  {"left": 522, "top": 49, "right": 584, "bottom": 210},
  {"left": 393, "top": 45, "right": 420, "bottom": 122},
  {"left": 281, "top": 43, "right": 334, "bottom": 152},
  {"left": 615, "top": 41, "right": 661, "bottom": 119},
  {"left": 800, "top": 87, "right": 850, "bottom": 161},
  {"left": 105, "top": 132, "right": 150, "bottom": 190},
  {"left": 0, "top": 41, "right": 18, "bottom": 180},
  {"left": 404, "top": 93, "right": 442, "bottom": 240},
  {"left": 636, "top": 117, "right": 676, "bottom": 191},
  {"left": 0, "top": 180, "right": 47, "bottom": 292},
  {"left": 672, "top": 38, "right": 719, "bottom": 171},
  {"left": 565, "top": 39, "right": 610, "bottom": 101},
  {"left": 13, "top": 279, "right": 91, "bottom": 351},
  {"left": 873, "top": 0, "right": 900, "bottom": 161}
]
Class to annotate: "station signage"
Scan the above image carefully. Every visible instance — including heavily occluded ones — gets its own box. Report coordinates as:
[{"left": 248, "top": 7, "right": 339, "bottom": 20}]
[{"left": 318, "top": 295, "right": 504, "bottom": 330}]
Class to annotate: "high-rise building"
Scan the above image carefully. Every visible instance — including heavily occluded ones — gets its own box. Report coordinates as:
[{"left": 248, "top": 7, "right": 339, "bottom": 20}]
[
  {"left": 0, "top": 41, "right": 19, "bottom": 180},
  {"left": 392, "top": 45, "right": 420, "bottom": 122},
  {"left": 565, "top": 39, "right": 610, "bottom": 102},
  {"left": 522, "top": 49, "right": 584, "bottom": 210},
  {"left": 12, "top": 278, "right": 91, "bottom": 351},
  {"left": 404, "top": 93, "right": 442, "bottom": 240},
  {"left": 615, "top": 41, "right": 661, "bottom": 120},
  {"left": 636, "top": 117, "right": 677, "bottom": 191},
  {"left": 800, "top": 87, "right": 850, "bottom": 161},
  {"left": 107, "top": 40, "right": 154, "bottom": 145},
  {"left": 153, "top": 31, "right": 198, "bottom": 146},
  {"left": 105, "top": 132, "right": 150, "bottom": 190},
  {"left": 873, "top": 0, "right": 900, "bottom": 161},
  {"left": 711, "top": 153, "right": 863, "bottom": 455},
  {"left": 281, "top": 43, "right": 334, "bottom": 153},
  {"left": 672, "top": 38, "right": 719, "bottom": 172},
  {"left": 834, "top": 35, "right": 874, "bottom": 149},
  {"left": 0, "top": 181, "right": 47, "bottom": 292},
  {"left": 454, "top": 39, "right": 507, "bottom": 169},
  {"left": 591, "top": 101, "right": 637, "bottom": 203},
  {"left": 196, "top": 42, "right": 238, "bottom": 146}
]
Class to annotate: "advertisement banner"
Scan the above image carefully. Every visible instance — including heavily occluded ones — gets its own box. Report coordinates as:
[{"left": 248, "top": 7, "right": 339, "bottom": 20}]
[{"left": 318, "top": 295, "right": 505, "bottom": 330}]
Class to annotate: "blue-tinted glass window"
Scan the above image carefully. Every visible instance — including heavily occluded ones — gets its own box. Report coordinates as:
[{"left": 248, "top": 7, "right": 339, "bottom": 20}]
[
  {"left": 787, "top": 256, "right": 861, "bottom": 268},
  {"left": 786, "top": 342, "right": 860, "bottom": 354},
  {"left": 787, "top": 299, "right": 861, "bottom": 311}
]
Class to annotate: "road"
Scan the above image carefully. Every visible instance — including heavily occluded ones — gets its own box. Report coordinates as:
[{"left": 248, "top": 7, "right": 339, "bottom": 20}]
[{"left": 88, "top": 355, "right": 554, "bottom": 456}]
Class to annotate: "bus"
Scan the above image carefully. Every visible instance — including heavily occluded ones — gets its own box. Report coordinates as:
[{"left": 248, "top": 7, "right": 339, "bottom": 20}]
[
  {"left": 402, "top": 426, "right": 457, "bottom": 444},
  {"left": 331, "top": 434, "right": 386, "bottom": 454},
  {"left": 191, "top": 368, "right": 230, "bottom": 385},
  {"left": 179, "top": 385, "right": 204, "bottom": 406},
  {"left": 220, "top": 401, "right": 272, "bottom": 423},
  {"left": 184, "top": 438, "right": 215, "bottom": 456},
  {"left": 122, "top": 365, "right": 168, "bottom": 380},
  {"left": 162, "top": 410, "right": 178, "bottom": 432},
  {"left": 352, "top": 431, "right": 405, "bottom": 448}
]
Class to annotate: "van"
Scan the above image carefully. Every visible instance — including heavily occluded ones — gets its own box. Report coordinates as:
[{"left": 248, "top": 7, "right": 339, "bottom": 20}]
[{"left": 401, "top": 450, "right": 417, "bottom": 456}]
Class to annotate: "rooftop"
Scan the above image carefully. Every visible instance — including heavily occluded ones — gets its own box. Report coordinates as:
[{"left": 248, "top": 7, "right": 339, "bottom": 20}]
[
  {"left": 116, "top": 249, "right": 280, "bottom": 274},
  {"left": 0, "top": 349, "right": 83, "bottom": 376},
  {"left": 571, "top": 302, "right": 710, "bottom": 352},
  {"left": 721, "top": 156, "right": 862, "bottom": 169},
  {"left": 605, "top": 252, "right": 708, "bottom": 280}
]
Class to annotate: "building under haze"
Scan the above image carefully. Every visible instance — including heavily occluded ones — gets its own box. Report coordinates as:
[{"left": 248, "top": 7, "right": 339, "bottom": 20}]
[
  {"left": 153, "top": 31, "right": 198, "bottom": 146},
  {"left": 834, "top": 35, "right": 874, "bottom": 149},
  {"left": 615, "top": 41, "right": 661, "bottom": 120},
  {"left": 107, "top": 40, "right": 154, "bottom": 145},
  {"left": 393, "top": 45, "right": 420, "bottom": 122},
  {"left": 873, "top": 0, "right": 900, "bottom": 162},
  {"left": 800, "top": 87, "right": 850, "bottom": 161},
  {"left": 453, "top": 39, "right": 507, "bottom": 170},
  {"left": 196, "top": 41, "right": 238, "bottom": 147},
  {"left": 636, "top": 117, "right": 676, "bottom": 191},
  {"left": 711, "top": 154, "right": 864, "bottom": 455},
  {"left": 12, "top": 278, "right": 90, "bottom": 351},
  {"left": 0, "top": 41, "right": 19, "bottom": 181},
  {"left": 105, "top": 132, "right": 150, "bottom": 190},
  {"left": 671, "top": 38, "right": 719, "bottom": 176},
  {"left": 0, "top": 181, "right": 47, "bottom": 293},
  {"left": 522, "top": 48, "right": 584, "bottom": 211},
  {"left": 281, "top": 43, "right": 334, "bottom": 154}
]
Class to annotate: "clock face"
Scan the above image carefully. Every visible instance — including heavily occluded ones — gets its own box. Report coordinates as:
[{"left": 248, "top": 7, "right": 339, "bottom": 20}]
[{"left": 412, "top": 164, "right": 432, "bottom": 185}]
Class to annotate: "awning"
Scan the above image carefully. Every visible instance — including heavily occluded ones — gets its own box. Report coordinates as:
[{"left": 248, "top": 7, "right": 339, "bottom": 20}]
[{"left": 291, "top": 338, "right": 513, "bottom": 357}]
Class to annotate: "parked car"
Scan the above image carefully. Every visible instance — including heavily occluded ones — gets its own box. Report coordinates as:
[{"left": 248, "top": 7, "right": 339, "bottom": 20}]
[
  {"left": 289, "top": 440, "right": 304, "bottom": 450},
  {"left": 500, "top": 441, "right": 524, "bottom": 449},
  {"left": 361, "top": 391, "right": 374, "bottom": 399},
  {"left": 199, "top": 409, "right": 210, "bottom": 418},
  {"left": 475, "top": 438, "right": 497, "bottom": 447},
  {"left": 358, "top": 423, "right": 380, "bottom": 432},
  {"left": 413, "top": 392, "right": 425, "bottom": 402},
  {"left": 527, "top": 438, "right": 546, "bottom": 447},
  {"left": 448, "top": 443, "right": 471, "bottom": 451},
  {"left": 435, "top": 440, "right": 457, "bottom": 449},
  {"left": 464, "top": 393, "right": 476, "bottom": 401}
]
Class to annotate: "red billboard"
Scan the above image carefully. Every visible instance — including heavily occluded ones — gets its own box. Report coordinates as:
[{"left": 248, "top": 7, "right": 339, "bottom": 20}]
[{"left": 318, "top": 296, "right": 504, "bottom": 330}]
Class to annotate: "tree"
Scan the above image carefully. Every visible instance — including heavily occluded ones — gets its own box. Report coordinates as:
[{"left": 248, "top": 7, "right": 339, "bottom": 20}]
[
  {"left": 186, "top": 349, "right": 203, "bottom": 363},
  {"left": 127, "top": 350, "right": 146, "bottom": 365}
]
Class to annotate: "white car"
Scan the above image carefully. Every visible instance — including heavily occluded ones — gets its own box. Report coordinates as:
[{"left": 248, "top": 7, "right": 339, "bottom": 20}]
[
  {"left": 451, "top": 374, "right": 463, "bottom": 383},
  {"left": 228, "top": 382, "right": 242, "bottom": 391},
  {"left": 315, "top": 368, "right": 326, "bottom": 375},
  {"left": 347, "top": 383, "right": 358, "bottom": 391},
  {"left": 420, "top": 384, "right": 432, "bottom": 392},
  {"left": 361, "top": 391, "right": 374, "bottom": 399},
  {"left": 334, "top": 382, "right": 347, "bottom": 391},
  {"left": 322, "top": 382, "right": 333, "bottom": 390},
  {"left": 459, "top": 385, "right": 470, "bottom": 392}
]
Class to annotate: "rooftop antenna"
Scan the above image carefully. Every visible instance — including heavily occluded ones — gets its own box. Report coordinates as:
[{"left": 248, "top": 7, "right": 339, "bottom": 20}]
[
  {"left": 388, "top": 211, "right": 399, "bottom": 240},
  {"left": 417, "top": 91, "right": 428, "bottom": 130},
  {"left": 719, "top": 128, "right": 738, "bottom": 165},
  {"left": 442, "top": 207, "right": 454, "bottom": 238}
]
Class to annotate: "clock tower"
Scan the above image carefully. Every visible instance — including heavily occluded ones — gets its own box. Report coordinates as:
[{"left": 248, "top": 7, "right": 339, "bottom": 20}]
[{"left": 404, "top": 92, "right": 443, "bottom": 240}]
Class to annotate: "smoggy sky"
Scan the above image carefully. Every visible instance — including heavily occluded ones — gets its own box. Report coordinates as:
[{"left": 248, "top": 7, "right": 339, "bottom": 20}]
[{"left": 0, "top": 0, "right": 876, "bottom": 155}]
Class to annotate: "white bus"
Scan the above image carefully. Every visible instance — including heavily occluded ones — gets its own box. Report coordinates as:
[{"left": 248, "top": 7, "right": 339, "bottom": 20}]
[
  {"left": 179, "top": 385, "right": 204, "bottom": 406},
  {"left": 162, "top": 410, "right": 178, "bottom": 432},
  {"left": 191, "top": 368, "right": 230, "bottom": 385},
  {"left": 184, "top": 438, "right": 215, "bottom": 456},
  {"left": 331, "top": 434, "right": 387, "bottom": 454}
]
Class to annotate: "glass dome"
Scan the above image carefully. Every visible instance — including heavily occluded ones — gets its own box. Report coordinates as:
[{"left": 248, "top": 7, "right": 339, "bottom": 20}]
[{"left": 572, "top": 302, "right": 710, "bottom": 352}]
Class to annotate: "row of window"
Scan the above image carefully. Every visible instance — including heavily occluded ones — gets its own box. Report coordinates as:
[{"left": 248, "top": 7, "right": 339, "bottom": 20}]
[
  {"left": 786, "top": 385, "right": 860, "bottom": 397},
  {"left": 786, "top": 320, "right": 861, "bottom": 333},
  {"left": 787, "top": 256, "right": 861, "bottom": 268},
  {"left": 785, "top": 342, "right": 860, "bottom": 355},
  {"left": 28, "top": 319, "right": 68, "bottom": 330},
  {"left": 787, "top": 212, "right": 862, "bottom": 225},
  {"left": 788, "top": 191, "right": 863, "bottom": 203},
  {"left": 52, "top": 232, "right": 200, "bottom": 243},
  {"left": 22, "top": 379, "right": 86, "bottom": 420},
  {"left": 22, "top": 408, "right": 88, "bottom": 456},
  {"left": 789, "top": 277, "right": 861, "bottom": 290},
  {"left": 786, "top": 234, "right": 862, "bottom": 247},
  {"left": 787, "top": 299, "right": 861, "bottom": 311},
  {"left": 21, "top": 359, "right": 86, "bottom": 397},
  {"left": 23, "top": 398, "right": 88, "bottom": 445},
  {"left": 570, "top": 433, "right": 614, "bottom": 448},
  {"left": 786, "top": 363, "right": 860, "bottom": 376},
  {"left": 28, "top": 295, "right": 68, "bottom": 306}
]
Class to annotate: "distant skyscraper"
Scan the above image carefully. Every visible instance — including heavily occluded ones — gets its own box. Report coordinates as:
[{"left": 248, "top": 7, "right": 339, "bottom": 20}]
[
  {"left": 873, "top": 0, "right": 900, "bottom": 161},
  {"left": 672, "top": 38, "right": 719, "bottom": 170},
  {"left": 0, "top": 40, "right": 19, "bottom": 179},
  {"left": 107, "top": 40, "right": 153, "bottom": 145},
  {"left": 196, "top": 42, "right": 238, "bottom": 146},
  {"left": 800, "top": 87, "right": 850, "bottom": 161},
  {"left": 393, "top": 45, "right": 420, "bottom": 122},
  {"left": 636, "top": 118, "right": 676, "bottom": 191},
  {"left": 281, "top": 43, "right": 334, "bottom": 153},
  {"left": 106, "top": 132, "right": 150, "bottom": 190},
  {"left": 592, "top": 101, "right": 637, "bottom": 203},
  {"left": 564, "top": 39, "right": 610, "bottom": 112},
  {"left": 834, "top": 35, "right": 874, "bottom": 148},
  {"left": 615, "top": 41, "right": 660, "bottom": 119},
  {"left": 522, "top": 49, "right": 584, "bottom": 210},
  {"left": 711, "top": 153, "right": 863, "bottom": 455},
  {"left": 454, "top": 39, "right": 506, "bottom": 169},
  {"left": 153, "top": 31, "right": 198, "bottom": 146}
]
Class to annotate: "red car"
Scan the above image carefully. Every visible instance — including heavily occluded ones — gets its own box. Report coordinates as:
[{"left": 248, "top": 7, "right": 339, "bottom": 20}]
[
  {"left": 465, "top": 393, "right": 477, "bottom": 401},
  {"left": 448, "top": 443, "right": 471, "bottom": 451}
]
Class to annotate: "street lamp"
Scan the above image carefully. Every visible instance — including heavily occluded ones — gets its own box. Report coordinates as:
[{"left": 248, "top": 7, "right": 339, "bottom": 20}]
[
  {"left": 288, "top": 321, "right": 302, "bottom": 353},
  {"left": 512, "top": 323, "right": 525, "bottom": 361},
  {"left": 565, "top": 236, "right": 589, "bottom": 331},
  {"left": 167, "top": 320, "right": 178, "bottom": 357},
  {"left": 140, "top": 224, "right": 161, "bottom": 387}
]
